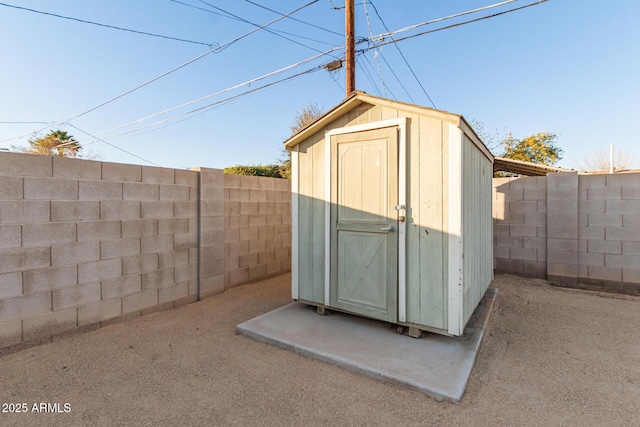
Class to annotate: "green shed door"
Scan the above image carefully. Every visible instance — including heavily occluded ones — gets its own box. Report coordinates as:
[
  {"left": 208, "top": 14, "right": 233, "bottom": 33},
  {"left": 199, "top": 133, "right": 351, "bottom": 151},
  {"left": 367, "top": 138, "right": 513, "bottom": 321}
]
[{"left": 329, "top": 127, "right": 398, "bottom": 322}]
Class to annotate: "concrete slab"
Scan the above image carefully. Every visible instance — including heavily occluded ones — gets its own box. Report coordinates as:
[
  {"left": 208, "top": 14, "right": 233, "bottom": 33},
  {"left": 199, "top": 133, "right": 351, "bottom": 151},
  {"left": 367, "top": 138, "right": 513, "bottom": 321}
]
[{"left": 237, "top": 288, "right": 497, "bottom": 403}]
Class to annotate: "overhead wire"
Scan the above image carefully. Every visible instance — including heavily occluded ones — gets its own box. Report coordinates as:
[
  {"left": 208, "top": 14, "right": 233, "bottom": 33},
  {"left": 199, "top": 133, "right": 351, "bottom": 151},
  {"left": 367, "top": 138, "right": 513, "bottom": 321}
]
[
  {"left": 368, "top": 0, "right": 433, "bottom": 107},
  {"left": 362, "top": 0, "right": 387, "bottom": 98},
  {"left": 0, "top": 1, "right": 213, "bottom": 47},
  {"left": 244, "top": 0, "right": 343, "bottom": 37}
]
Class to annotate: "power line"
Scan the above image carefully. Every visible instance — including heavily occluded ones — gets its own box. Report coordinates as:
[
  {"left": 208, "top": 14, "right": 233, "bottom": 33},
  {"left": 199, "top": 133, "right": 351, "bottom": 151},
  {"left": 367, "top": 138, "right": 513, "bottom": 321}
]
[
  {"left": 362, "top": 0, "right": 387, "bottom": 97},
  {"left": 0, "top": 1, "right": 214, "bottom": 47},
  {"left": 68, "top": 125, "right": 161, "bottom": 167},
  {"left": 368, "top": 0, "right": 434, "bottom": 107},
  {"left": 365, "top": 0, "right": 549, "bottom": 51},
  {"left": 244, "top": 0, "right": 344, "bottom": 37}
]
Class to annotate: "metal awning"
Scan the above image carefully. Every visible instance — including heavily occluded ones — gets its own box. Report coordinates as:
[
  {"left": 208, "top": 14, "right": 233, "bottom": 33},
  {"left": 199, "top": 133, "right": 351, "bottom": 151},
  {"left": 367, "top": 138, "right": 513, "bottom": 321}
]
[{"left": 493, "top": 157, "right": 572, "bottom": 176}]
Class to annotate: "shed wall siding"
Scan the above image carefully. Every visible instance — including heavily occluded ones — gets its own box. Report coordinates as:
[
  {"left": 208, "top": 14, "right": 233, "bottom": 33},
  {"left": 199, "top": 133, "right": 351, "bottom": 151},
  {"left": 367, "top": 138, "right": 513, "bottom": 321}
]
[{"left": 462, "top": 134, "right": 493, "bottom": 324}]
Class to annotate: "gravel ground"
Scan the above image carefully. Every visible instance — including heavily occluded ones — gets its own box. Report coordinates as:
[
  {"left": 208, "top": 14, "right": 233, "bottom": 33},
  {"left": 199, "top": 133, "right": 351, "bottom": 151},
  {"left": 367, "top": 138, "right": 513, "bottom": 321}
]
[{"left": 0, "top": 273, "right": 638, "bottom": 426}]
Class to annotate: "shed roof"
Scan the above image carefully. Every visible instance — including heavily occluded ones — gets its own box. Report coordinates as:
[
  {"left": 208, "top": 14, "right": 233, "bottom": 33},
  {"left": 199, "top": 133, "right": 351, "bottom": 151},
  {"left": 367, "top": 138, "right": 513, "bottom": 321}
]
[
  {"left": 493, "top": 157, "right": 573, "bottom": 176},
  {"left": 283, "top": 91, "right": 486, "bottom": 155}
]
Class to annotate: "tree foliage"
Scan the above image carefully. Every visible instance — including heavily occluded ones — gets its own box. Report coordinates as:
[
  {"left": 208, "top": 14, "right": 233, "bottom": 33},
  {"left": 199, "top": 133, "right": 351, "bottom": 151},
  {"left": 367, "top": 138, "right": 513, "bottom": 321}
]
[
  {"left": 223, "top": 164, "right": 285, "bottom": 178},
  {"left": 499, "top": 132, "right": 563, "bottom": 166},
  {"left": 576, "top": 148, "right": 638, "bottom": 173},
  {"left": 276, "top": 102, "right": 325, "bottom": 179},
  {"left": 14, "top": 130, "right": 82, "bottom": 157}
]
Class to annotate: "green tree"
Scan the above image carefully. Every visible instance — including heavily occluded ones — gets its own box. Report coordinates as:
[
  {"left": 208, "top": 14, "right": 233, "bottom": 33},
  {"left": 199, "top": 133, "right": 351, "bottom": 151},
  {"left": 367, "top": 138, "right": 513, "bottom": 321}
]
[
  {"left": 14, "top": 130, "right": 82, "bottom": 157},
  {"left": 223, "top": 164, "right": 284, "bottom": 178},
  {"left": 500, "top": 132, "right": 563, "bottom": 165}
]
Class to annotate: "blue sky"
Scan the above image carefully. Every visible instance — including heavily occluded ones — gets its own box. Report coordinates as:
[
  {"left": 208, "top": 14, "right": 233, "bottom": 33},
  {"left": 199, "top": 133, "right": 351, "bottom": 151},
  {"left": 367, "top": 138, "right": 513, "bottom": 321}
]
[{"left": 1, "top": 0, "right": 638, "bottom": 171}]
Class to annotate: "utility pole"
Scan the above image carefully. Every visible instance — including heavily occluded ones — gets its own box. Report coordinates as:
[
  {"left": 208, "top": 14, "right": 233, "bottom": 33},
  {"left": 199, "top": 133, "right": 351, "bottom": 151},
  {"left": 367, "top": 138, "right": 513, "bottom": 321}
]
[{"left": 345, "top": 0, "right": 355, "bottom": 95}]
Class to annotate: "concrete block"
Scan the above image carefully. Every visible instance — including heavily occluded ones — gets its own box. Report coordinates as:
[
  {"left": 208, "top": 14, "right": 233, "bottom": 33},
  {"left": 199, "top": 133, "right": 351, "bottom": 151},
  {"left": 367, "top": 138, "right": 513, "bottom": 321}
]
[
  {"left": 228, "top": 215, "right": 249, "bottom": 229},
  {"left": 122, "top": 253, "right": 159, "bottom": 275},
  {"left": 548, "top": 172, "right": 578, "bottom": 188},
  {"left": 605, "top": 254, "right": 640, "bottom": 269},
  {"left": 102, "top": 162, "right": 142, "bottom": 182},
  {"left": 78, "top": 258, "right": 122, "bottom": 284},
  {"left": 239, "top": 253, "right": 258, "bottom": 268},
  {"left": 100, "top": 200, "right": 140, "bottom": 220},
  {"left": 200, "top": 230, "right": 224, "bottom": 247},
  {"left": 77, "top": 298, "right": 122, "bottom": 326},
  {"left": 546, "top": 226, "right": 577, "bottom": 239},
  {"left": 588, "top": 214, "right": 622, "bottom": 227},
  {"left": 142, "top": 166, "right": 174, "bottom": 184},
  {"left": 0, "top": 272, "right": 22, "bottom": 299},
  {"left": 523, "top": 260, "right": 547, "bottom": 276},
  {"left": 228, "top": 268, "right": 249, "bottom": 286},
  {"left": 578, "top": 252, "right": 604, "bottom": 268},
  {"left": 22, "top": 222, "right": 76, "bottom": 247},
  {"left": 274, "top": 247, "right": 289, "bottom": 261},
  {"left": 225, "top": 202, "right": 240, "bottom": 216},
  {"left": 509, "top": 200, "right": 537, "bottom": 213},
  {"left": 249, "top": 264, "right": 268, "bottom": 280},
  {"left": 101, "top": 237, "right": 141, "bottom": 259},
  {"left": 493, "top": 247, "right": 509, "bottom": 259},
  {"left": 201, "top": 274, "right": 224, "bottom": 295},
  {"left": 258, "top": 226, "right": 276, "bottom": 240},
  {"left": 123, "top": 183, "right": 159, "bottom": 201},
  {"left": 51, "top": 201, "right": 100, "bottom": 222},
  {"left": 0, "top": 152, "right": 52, "bottom": 177},
  {"left": 623, "top": 215, "right": 640, "bottom": 227},
  {"left": 159, "top": 281, "right": 189, "bottom": 304},
  {"left": 140, "top": 201, "right": 174, "bottom": 218},
  {"left": 0, "top": 176, "right": 23, "bottom": 200},
  {"left": 0, "top": 291, "right": 51, "bottom": 323},
  {"left": 174, "top": 233, "right": 197, "bottom": 250},
  {"left": 122, "top": 289, "right": 158, "bottom": 313},
  {"left": 547, "top": 262, "right": 578, "bottom": 278},
  {"left": 200, "top": 168, "right": 223, "bottom": 187},
  {"left": 509, "top": 224, "right": 537, "bottom": 237},
  {"left": 547, "top": 238, "right": 578, "bottom": 252},
  {"left": 79, "top": 180, "right": 122, "bottom": 200},
  {"left": 201, "top": 186, "right": 224, "bottom": 202},
  {"left": 547, "top": 213, "right": 578, "bottom": 227},
  {"left": 504, "top": 189, "right": 523, "bottom": 202},
  {"left": 53, "top": 282, "right": 101, "bottom": 310},
  {"left": 173, "top": 201, "right": 197, "bottom": 218},
  {"left": 0, "top": 225, "right": 21, "bottom": 249},
  {"left": 0, "top": 200, "right": 50, "bottom": 224},
  {"left": 201, "top": 201, "right": 224, "bottom": 217},
  {"left": 201, "top": 216, "right": 224, "bottom": 231},
  {"left": 248, "top": 214, "right": 267, "bottom": 228},
  {"left": 0, "top": 319, "right": 22, "bottom": 347},
  {"left": 623, "top": 268, "right": 640, "bottom": 283},
  {"left": 249, "top": 189, "right": 267, "bottom": 202},
  {"left": 175, "top": 263, "right": 196, "bottom": 283},
  {"left": 507, "top": 177, "right": 536, "bottom": 189},
  {"left": 606, "top": 227, "right": 640, "bottom": 242},
  {"left": 523, "top": 212, "right": 546, "bottom": 226},
  {"left": 121, "top": 219, "right": 157, "bottom": 237},
  {"left": 225, "top": 228, "right": 240, "bottom": 243},
  {"left": 579, "top": 226, "right": 604, "bottom": 240},
  {"left": 224, "top": 173, "right": 241, "bottom": 188},
  {"left": 202, "top": 259, "right": 224, "bottom": 278},
  {"left": 229, "top": 188, "right": 250, "bottom": 202},
  {"left": 266, "top": 260, "right": 282, "bottom": 276},
  {"left": 588, "top": 265, "right": 622, "bottom": 281},
  {"left": 546, "top": 250, "right": 578, "bottom": 265},
  {"left": 77, "top": 220, "right": 121, "bottom": 242},
  {"left": 239, "top": 227, "right": 259, "bottom": 242},
  {"left": 102, "top": 274, "right": 142, "bottom": 299},
  {"left": 23, "top": 265, "right": 77, "bottom": 293},
  {"left": 588, "top": 239, "right": 621, "bottom": 255},
  {"left": 587, "top": 187, "right": 621, "bottom": 200},
  {"left": 52, "top": 241, "right": 100, "bottom": 266},
  {"left": 606, "top": 174, "right": 640, "bottom": 187},
  {"left": 622, "top": 187, "right": 640, "bottom": 200},
  {"left": 53, "top": 157, "right": 101, "bottom": 180},
  {"left": 547, "top": 187, "right": 578, "bottom": 200},
  {"left": 159, "top": 249, "right": 189, "bottom": 269},
  {"left": 0, "top": 246, "right": 50, "bottom": 274},
  {"left": 547, "top": 199, "right": 577, "bottom": 214},
  {"left": 158, "top": 218, "right": 189, "bottom": 235},
  {"left": 159, "top": 185, "right": 190, "bottom": 201},
  {"left": 523, "top": 187, "right": 546, "bottom": 201},
  {"left": 23, "top": 307, "right": 77, "bottom": 341},
  {"left": 605, "top": 200, "right": 640, "bottom": 215},
  {"left": 141, "top": 235, "right": 173, "bottom": 254},
  {"left": 275, "top": 202, "right": 291, "bottom": 214},
  {"left": 175, "top": 169, "right": 198, "bottom": 186},
  {"left": 141, "top": 268, "right": 176, "bottom": 290},
  {"left": 537, "top": 199, "right": 547, "bottom": 213},
  {"left": 623, "top": 241, "right": 640, "bottom": 255},
  {"left": 188, "top": 218, "right": 198, "bottom": 234},
  {"left": 579, "top": 174, "right": 606, "bottom": 188},
  {"left": 24, "top": 177, "right": 78, "bottom": 200}
]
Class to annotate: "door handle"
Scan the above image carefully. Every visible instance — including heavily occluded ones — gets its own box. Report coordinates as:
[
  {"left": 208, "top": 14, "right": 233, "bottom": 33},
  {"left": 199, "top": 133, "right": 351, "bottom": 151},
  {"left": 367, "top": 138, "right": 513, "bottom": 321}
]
[{"left": 380, "top": 225, "right": 395, "bottom": 232}]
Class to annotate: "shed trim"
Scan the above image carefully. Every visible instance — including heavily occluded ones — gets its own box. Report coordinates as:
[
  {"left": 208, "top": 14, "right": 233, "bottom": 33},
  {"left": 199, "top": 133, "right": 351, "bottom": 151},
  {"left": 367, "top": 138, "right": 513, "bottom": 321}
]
[
  {"left": 447, "top": 124, "right": 464, "bottom": 336},
  {"left": 291, "top": 145, "right": 299, "bottom": 300},
  {"left": 323, "top": 118, "right": 408, "bottom": 314}
]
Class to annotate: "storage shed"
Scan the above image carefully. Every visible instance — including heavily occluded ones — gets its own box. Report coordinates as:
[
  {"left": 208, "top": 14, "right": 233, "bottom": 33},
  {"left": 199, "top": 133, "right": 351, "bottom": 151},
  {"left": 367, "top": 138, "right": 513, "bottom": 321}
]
[{"left": 284, "top": 91, "right": 494, "bottom": 337}]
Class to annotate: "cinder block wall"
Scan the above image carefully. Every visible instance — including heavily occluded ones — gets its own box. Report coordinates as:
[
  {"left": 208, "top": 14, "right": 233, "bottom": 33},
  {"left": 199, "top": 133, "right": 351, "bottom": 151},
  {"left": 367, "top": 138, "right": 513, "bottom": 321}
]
[
  {"left": 0, "top": 152, "right": 290, "bottom": 351},
  {"left": 223, "top": 174, "right": 291, "bottom": 289},
  {"left": 493, "top": 172, "right": 640, "bottom": 294}
]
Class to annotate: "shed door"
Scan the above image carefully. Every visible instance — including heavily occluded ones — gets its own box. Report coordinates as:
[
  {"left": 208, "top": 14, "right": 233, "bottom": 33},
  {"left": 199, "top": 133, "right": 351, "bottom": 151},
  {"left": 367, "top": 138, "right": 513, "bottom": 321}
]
[{"left": 330, "top": 127, "right": 398, "bottom": 322}]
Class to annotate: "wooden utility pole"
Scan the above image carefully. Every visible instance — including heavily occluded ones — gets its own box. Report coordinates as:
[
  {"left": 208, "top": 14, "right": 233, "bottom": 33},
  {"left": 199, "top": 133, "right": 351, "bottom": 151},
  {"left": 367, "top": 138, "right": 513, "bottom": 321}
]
[{"left": 345, "top": 0, "right": 355, "bottom": 95}]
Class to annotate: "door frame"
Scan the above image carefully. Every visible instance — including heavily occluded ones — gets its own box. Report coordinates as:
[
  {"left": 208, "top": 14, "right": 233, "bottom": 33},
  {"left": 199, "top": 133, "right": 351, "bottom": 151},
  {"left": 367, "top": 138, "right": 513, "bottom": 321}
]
[{"left": 324, "top": 117, "right": 408, "bottom": 322}]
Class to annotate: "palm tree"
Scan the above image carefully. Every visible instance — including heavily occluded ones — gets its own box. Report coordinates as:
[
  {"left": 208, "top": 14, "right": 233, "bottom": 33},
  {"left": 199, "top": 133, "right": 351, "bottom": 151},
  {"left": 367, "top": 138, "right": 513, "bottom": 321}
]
[{"left": 17, "top": 130, "right": 81, "bottom": 157}]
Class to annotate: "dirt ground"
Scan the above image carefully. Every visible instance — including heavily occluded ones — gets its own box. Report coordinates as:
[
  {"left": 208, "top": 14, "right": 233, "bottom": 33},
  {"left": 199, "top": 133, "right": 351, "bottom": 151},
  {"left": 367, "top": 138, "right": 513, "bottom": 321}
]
[{"left": 0, "top": 273, "right": 638, "bottom": 426}]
